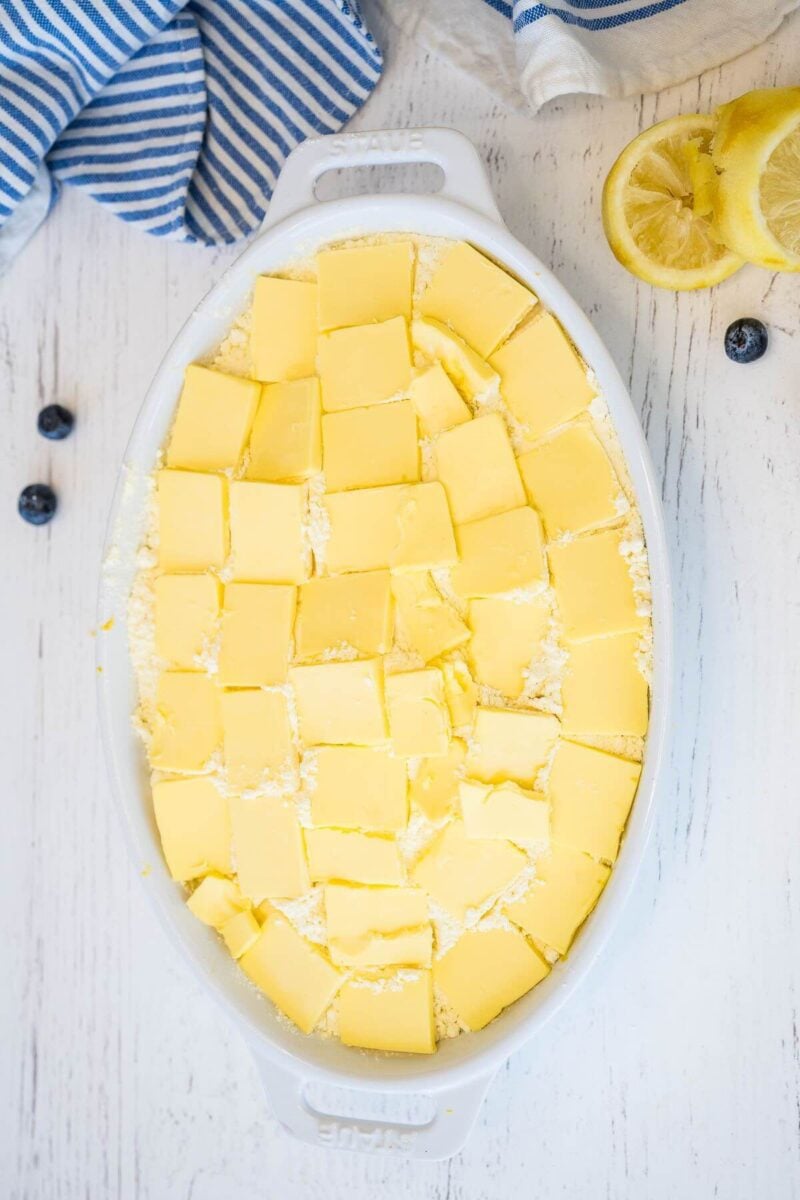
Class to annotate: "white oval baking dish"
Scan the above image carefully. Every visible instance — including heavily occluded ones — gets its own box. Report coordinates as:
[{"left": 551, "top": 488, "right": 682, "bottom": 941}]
[{"left": 97, "top": 127, "right": 673, "bottom": 1161}]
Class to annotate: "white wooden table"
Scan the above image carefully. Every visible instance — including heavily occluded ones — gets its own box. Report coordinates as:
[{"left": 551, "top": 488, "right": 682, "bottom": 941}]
[{"left": 3, "top": 6, "right": 800, "bottom": 1196}]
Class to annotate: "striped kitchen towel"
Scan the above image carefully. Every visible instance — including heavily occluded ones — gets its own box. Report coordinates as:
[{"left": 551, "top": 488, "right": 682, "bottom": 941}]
[{"left": 0, "top": 1, "right": 382, "bottom": 266}]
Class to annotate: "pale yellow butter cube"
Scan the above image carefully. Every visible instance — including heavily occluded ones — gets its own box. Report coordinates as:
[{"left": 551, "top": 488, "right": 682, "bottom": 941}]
[
  {"left": 217, "top": 583, "right": 295, "bottom": 687},
  {"left": 489, "top": 312, "right": 595, "bottom": 446},
  {"left": 295, "top": 571, "right": 393, "bottom": 660},
  {"left": 411, "top": 317, "right": 498, "bottom": 402},
  {"left": 152, "top": 777, "right": 231, "bottom": 881},
  {"left": 459, "top": 779, "right": 550, "bottom": 846},
  {"left": 229, "top": 795, "right": 308, "bottom": 902},
  {"left": 304, "top": 828, "right": 404, "bottom": 885},
  {"left": 322, "top": 400, "right": 419, "bottom": 491},
  {"left": 167, "top": 364, "right": 259, "bottom": 472},
  {"left": 317, "top": 241, "right": 413, "bottom": 330},
  {"left": 506, "top": 842, "right": 610, "bottom": 955},
  {"left": 220, "top": 689, "right": 297, "bottom": 790},
  {"left": 410, "top": 819, "right": 525, "bottom": 920},
  {"left": 240, "top": 912, "right": 341, "bottom": 1034},
  {"left": 562, "top": 633, "right": 649, "bottom": 737},
  {"left": 290, "top": 658, "right": 387, "bottom": 746},
  {"left": 409, "top": 363, "right": 471, "bottom": 436},
  {"left": 451, "top": 507, "right": 546, "bottom": 598},
  {"left": 229, "top": 480, "right": 308, "bottom": 584},
  {"left": 150, "top": 672, "right": 221, "bottom": 772},
  {"left": 468, "top": 595, "right": 548, "bottom": 698},
  {"left": 338, "top": 971, "right": 435, "bottom": 1054},
  {"left": 548, "top": 739, "right": 642, "bottom": 864},
  {"left": 310, "top": 746, "right": 407, "bottom": 832},
  {"left": 154, "top": 573, "right": 220, "bottom": 670},
  {"left": 409, "top": 738, "right": 466, "bottom": 821},
  {"left": 186, "top": 874, "right": 247, "bottom": 928},
  {"left": 434, "top": 928, "right": 549, "bottom": 1031},
  {"left": 440, "top": 659, "right": 477, "bottom": 728},
  {"left": 317, "top": 317, "right": 412, "bottom": 412},
  {"left": 324, "top": 883, "right": 429, "bottom": 939},
  {"left": 246, "top": 378, "right": 321, "bottom": 482},
  {"left": 251, "top": 276, "right": 318, "bottom": 382},
  {"left": 518, "top": 422, "right": 621, "bottom": 538},
  {"left": 157, "top": 469, "right": 227, "bottom": 572},
  {"left": 329, "top": 926, "right": 433, "bottom": 969},
  {"left": 221, "top": 909, "right": 261, "bottom": 959},
  {"left": 549, "top": 529, "right": 643, "bottom": 640},
  {"left": 391, "top": 572, "right": 469, "bottom": 662},
  {"left": 385, "top": 668, "right": 450, "bottom": 757},
  {"left": 434, "top": 413, "right": 525, "bottom": 525},
  {"left": 466, "top": 705, "right": 560, "bottom": 788},
  {"left": 323, "top": 482, "right": 457, "bottom": 574}
]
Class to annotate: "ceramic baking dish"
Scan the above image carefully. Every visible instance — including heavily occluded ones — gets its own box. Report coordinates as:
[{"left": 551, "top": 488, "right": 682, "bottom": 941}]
[{"left": 97, "top": 127, "right": 673, "bottom": 1161}]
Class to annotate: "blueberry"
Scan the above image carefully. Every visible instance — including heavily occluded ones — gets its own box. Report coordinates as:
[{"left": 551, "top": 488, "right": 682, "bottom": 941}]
[
  {"left": 37, "top": 404, "right": 74, "bottom": 439},
  {"left": 724, "top": 318, "right": 768, "bottom": 364},
  {"left": 18, "top": 483, "right": 57, "bottom": 525}
]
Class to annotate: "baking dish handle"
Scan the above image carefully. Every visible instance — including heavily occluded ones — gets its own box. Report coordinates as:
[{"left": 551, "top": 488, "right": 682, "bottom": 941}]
[
  {"left": 253, "top": 1053, "right": 495, "bottom": 1160},
  {"left": 263, "top": 127, "right": 504, "bottom": 229}
]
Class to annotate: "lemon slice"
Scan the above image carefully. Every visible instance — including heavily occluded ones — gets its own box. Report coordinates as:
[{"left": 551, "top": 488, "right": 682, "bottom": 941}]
[
  {"left": 602, "top": 114, "right": 743, "bottom": 290},
  {"left": 712, "top": 87, "right": 800, "bottom": 271}
]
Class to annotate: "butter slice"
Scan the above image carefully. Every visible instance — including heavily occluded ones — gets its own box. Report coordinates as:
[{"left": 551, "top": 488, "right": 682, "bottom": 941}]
[
  {"left": 329, "top": 926, "right": 432, "bottom": 969},
  {"left": 440, "top": 659, "right": 477, "bottom": 729},
  {"left": 304, "top": 829, "right": 404, "bottom": 885},
  {"left": 451, "top": 507, "right": 546, "bottom": 598},
  {"left": 411, "top": 819, "right": 525, "bottom": 920},
  {"left": 240, "top": 912, "right": 341, "bottom": 1034},
  {"left": 409, "top": 363, "right": 471, "bottom": 436},
  {"left": 218, "top": 583, "right": 296, "bottom": 687},
  {"left": 385, "top": 668, "right": 450, "bottom": 757},
  {"left": 295, "top": 571, "right": 393, "bottom": 660},
  {"left": 229, "top": 795, "right": 309, "bottom": 902},
  {"left": 154, "top": 573, "right": 220, "bottom": 670},
  {"left": 311, "top": 747, "right": 407, "bottom": 832},
  {"left": 229, "top": 481, "right": 308, "bottom": 584},
  {"left": 562, "top": 633, "right": 648, "bottom": 737},
  {"left": 221, "top": 909, "right": 261, "bottom": 959},
  {"left": 434, "top": 413, "right": 525, "bottom": 525},
  {"left": 324, "top": 883, "right": 428, "bottom": 938},
  {"left": 322, "top": 400, "right": 419, "bottom": 491},
  {"left": 246, "top": 378, "right": 321, "bottom": 482},
  {"left": 317, "top": 317, "right": 412, "bottom": 412},
  {"left": 409, "top": 738, "right": 466, "bottom": 821},
  {"left": 290, "top": 659, "right": 387, "bottom": 746},
  {"left": 518, "top": 422, "right": 621, "bottom": 538},
  {"left": 220, "top": 689, "right": 297, "bottom": 790},
  {"left": 506, "top": 842, "right": 610, "bottom": 955},
  {"left": 411, "top": 317, "right": 498, "bottom": 402},
  {"left": 187, "top": 874, "right": 248, "bottom": 928},
  {"left": 489, "top": 312, "right": 595, "bottom": 447},
  {"left": 157, "top": 469, "right": 227, "bottom": 572},
  {"left": 323, "top": 482, "right": 457, "bottom": 574},
  {"left": 251, "top": 277, "right": 318, "bottom": 382},
  {"left": 549, "top": 739, "right": 642, "bottom": 864},
  {"left": 460, "top": 780, "right": 550, "bottom": 846},
  {"left": 152, "top": 777, "right": 231, "bottom": 880},
  {"left": 150, "top": 672, "right": 221, "bottom": 772},
  {"left": 317, "top": 241, "right": 413, "bottom": 330},
  {"left": 466, "top": 706, "right": 560, "bottom": 788},
  {"left": 338, "top": 971, "right": 435, "bottom": 1054},
  {"left": 467, "top": 595, "right": 549, "bottom": 698},
  {"left": 391, "top": 572, "right": 469, "bottom": 662},
  {"left": 167, "top": 364, "right": 260, "bottom": 471},
  {"left": 434, "top": 928, "right": 549, "bottom": 1031},
  {"left": 549, "top": 529, "right": 643, "bottom": 640}
]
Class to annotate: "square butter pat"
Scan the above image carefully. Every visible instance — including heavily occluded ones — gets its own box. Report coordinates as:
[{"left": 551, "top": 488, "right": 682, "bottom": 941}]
[
  {"left": 220, "top": 688, "right": 297, "bottom": 790},
  {"left": 451, "top": 506, "right": 546, "bottom": 598},
  {"left": 489, "top": 312, "right": 595, "bottom": 447},
  {"left": 186, "top": 875, "right": 247, "bottom": 928},
  {"left": 419, "top": 242, "right": 536, "bottom": 357},
  {"left": 391, "top": 572, "right": 469, "bottom": 663},
  {"left": 323, "top": 482, "right": 457, "bottom": 574},
  {"left": 329, "top": 925, "right": 432, "bottom": 969},
  {"left": 460, "top": 780, "right": 550, "bottom": 846},
  {"left": 229, "top": 795, "right": 308, "bottom": 902},
  {"left": 411, "top": 317, "right": 498, "bottom": 402},
  {"left": 549, "top": 739, "right": 642, "bottom": 863},
  {"left": 229, "top": 481, "right": 308, "bottom": 584},
  {"left": 562, "top": 633, "right": 648, "bottom": 737},
  {"left": 152, "top": 777, "right": 231, "bottom": 881},
  {"left": 317, "top": 317, "right": 412, "bottom": 412},
  {"left": 434, "top": 928, "right": 549, "bottom": 1031},
  {"left": 411, "top": 819, "right": 525, "bottom": 920},
  {"left": 324, "top": 883, "right": 428, "bottom": 939},
  {"left": 251, "top": 276, "right": 318, "bottom": 382},
  {"left": 434, "top": 413, "right": 525, "bottom": 525},
  {"left": 409, "top": 738, "right": 466, "bottom": 821},
  {"left": 157, "top": 469, "right": 227, "bottom": 572},
  {"left": 310, "top": 746, "right": 407, "bottom": 832},
  {"left": 240, "top": 912, "right": 341, "bottom": 1034},
  {"left": 290, "top": 658, "right": 387, "bottom": 746},
  {"left": 167, "top": 364, "right": 260, "bottom": 471},
  {"left": 322, "top": 400, "right": 419, "bottom": 492},
  {"left": 295, "top": 571, "right": 392, "bottom": 660},
  {"left": 385, "top": 668, "right": 450, "bottom": 757},
  {"left": 221, "top": 909, "right": 261, "bottom": 959},
  {"left": 468, "top": 595, "right": 549, "bottom": 698},
  {"left": 506, "top": 842, "right": 610, "bottom": 955},
  {"left": 518, "top": 421, "right": 621, "bottom": 538},
  {"left": 549, "top": 529, "right": 643, "bottom": 640},
  {"left": 154, "top": 573, "right": 220, "bottom": 670},
  {"left": 409, "top": 363, "right": 470, "bottom": 436},
  {"left": 304, "top": 828, "right": 404, "bottom": 885},
  {"left": 218, "top": 583, "right": 295, "bottom": 687},
  {"left": 466, "top": 705, "right": 560, "bottom": 788},
  {"left": 246, "top": 378, "right": 321, "bottom": 482},
  {"left": 317, "top": 241, "right": 413, "bottom": 330},
  {"left": 338, "top": 971, "right": 435, "bottom": 1054},
  {"left": 150, "top": 672, "right": 221, "bottom": 772}
]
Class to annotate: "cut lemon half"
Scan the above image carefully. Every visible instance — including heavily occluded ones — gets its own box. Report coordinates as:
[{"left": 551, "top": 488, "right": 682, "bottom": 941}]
[
  {"left": 602, "top": 114, "right": 743, "bottom": 290},
  {"left": 712, "top": 87, "right": 800, "bottom": 271}
]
